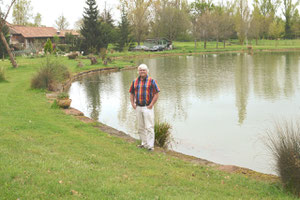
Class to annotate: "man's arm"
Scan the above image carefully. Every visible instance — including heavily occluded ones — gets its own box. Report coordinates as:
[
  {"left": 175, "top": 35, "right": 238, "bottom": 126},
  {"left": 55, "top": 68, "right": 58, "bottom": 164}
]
[
  {"left": 147, "top": 93, "right": 159, "bottom": 109},
  {"left": 130, "top": 93, "right": 137, "bottom": 109}
]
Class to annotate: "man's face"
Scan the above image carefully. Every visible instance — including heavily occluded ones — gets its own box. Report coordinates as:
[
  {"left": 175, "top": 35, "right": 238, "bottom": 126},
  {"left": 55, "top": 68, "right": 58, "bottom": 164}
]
[{"left": 138, "top": 68, "right": 148, "bottom": 78}]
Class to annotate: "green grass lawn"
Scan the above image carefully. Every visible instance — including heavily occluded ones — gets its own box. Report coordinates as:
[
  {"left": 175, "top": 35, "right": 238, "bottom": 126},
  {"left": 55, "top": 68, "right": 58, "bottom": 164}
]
[
  {"left": 105, "top": 39, "right": 300, "bottom": 58},
  {"left": 0, "top": 54, "right": 298, "bottom": 199}
]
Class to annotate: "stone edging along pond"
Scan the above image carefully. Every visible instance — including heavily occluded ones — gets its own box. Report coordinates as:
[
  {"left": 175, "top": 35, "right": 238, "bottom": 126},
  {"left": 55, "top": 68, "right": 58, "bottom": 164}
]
[{"left": 46, "top": 56, "right": 279, "bottom": 182}]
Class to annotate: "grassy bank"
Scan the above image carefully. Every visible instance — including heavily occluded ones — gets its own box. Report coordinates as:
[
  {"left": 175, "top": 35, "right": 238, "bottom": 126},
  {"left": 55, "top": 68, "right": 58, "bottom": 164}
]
[
  {"left": 106, "top": 40, "right": 300, "bottom": 58},
  {"left": 0, "top": 55, "right": 298, "bottom": 199}
]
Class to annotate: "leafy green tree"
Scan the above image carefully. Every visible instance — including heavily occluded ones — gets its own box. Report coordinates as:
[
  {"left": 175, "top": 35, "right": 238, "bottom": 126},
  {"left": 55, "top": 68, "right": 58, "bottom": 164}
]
[
  {"left": 100, "top": 8, "right": 116, "bottom": 49},
  {"left": 291, "top": 9, "right": 300, "bottom": 38},
  {"left": 120, "top": 0, "right": 152, "bottom": 45},
  {"left": 44, "top": 38, "right": 53, "bottom": 54},
  {"left": 115, "top": 6, "right": 133, "bottom": 51},
  {"left": 80, "top": 0, "right": 103, "bottom": 54},
  {"left": 254, "top": 0, "right": 280, "bottom": 38},
  {"left": 282, "top": 0, "right": 300, "bottom": 38},
  {"left": 249, "top": 4, "right": 263, "bottom": 44},
  {"left": 152, "top": 0, "right": 190, "bottom": 42},
  {"left": 234, "top": 0, "right": 251, "bottom": 45},
  {"left": 268, "top": 18, "right": 285, "bottom": 39},
  {"left": 12, "top": 0, "right": 32, "bottom": 25}
]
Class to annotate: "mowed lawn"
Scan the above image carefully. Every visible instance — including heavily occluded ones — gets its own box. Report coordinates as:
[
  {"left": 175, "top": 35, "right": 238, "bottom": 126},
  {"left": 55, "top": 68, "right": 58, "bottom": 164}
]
[{"left": 0, "top": 56, "right": 297, "bottom": 199}]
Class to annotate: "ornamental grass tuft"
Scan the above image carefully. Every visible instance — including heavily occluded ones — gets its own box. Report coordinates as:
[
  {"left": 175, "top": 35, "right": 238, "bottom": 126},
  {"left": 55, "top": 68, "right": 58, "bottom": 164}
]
[
  {"left": 154, "top": 121, "right": 172, "bottom": 149},
  {"left": 31, "top": 57, "right": 70, "bottom": 90},
  {"left": 265, "top": 120, "right": 300, "bottom": 197}
]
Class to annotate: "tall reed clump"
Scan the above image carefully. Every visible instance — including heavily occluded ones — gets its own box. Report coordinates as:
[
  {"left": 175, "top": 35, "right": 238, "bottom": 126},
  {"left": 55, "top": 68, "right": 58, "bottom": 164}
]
[
  {"left": 154, "top": 121, "right": 172, "bottom": 149},
  {"left": 265, "top": 120, "right": 300, "bottom": 197},
  {"left": 31, "top": 57, "right": 70, "bottom": 90},
  {"left": 0, "top": 66, "right": 6, "bottom": 82}
]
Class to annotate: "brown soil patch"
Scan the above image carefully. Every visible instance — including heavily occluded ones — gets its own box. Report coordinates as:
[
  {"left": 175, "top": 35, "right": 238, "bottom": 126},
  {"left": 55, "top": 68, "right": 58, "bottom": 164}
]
[{"left": 63, "top": 108, "right": 84, "bottom": 116}]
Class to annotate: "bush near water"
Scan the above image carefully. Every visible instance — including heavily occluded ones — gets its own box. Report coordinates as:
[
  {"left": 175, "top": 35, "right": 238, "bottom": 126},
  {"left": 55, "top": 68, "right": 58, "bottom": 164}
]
[
  {"left": 154, "top": 121, "right": 172, "bottom": 148},
  {"left": 31, "top": 57, "right": 70, "bottom": 91},
  {"left": 266, "top": 120, "right": 300, "bottom": 197}
]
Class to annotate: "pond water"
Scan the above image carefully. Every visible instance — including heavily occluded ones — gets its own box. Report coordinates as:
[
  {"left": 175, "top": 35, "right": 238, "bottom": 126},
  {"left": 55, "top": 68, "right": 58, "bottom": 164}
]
[{"left": 68, "top": 52, "right": 300, "bottom": 175}]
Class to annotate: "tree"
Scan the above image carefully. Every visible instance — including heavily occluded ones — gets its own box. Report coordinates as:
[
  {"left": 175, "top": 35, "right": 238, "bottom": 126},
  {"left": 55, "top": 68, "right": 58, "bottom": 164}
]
[
  {"left": 55, "top": 14, "right": 69, "bottom": 31},
  {"left": 190, "top": 0, "right": 215, "bottom": 49},
  {"left": 152, "top": 0, "right": 190, "bottom": 42},
  {"left": 0, "top": 23, "right": 9, "bottom": 59},
  {"left": 80, "top": 0, "right": 103, "bottom": 54},
  {"left": 12, "top": 0, "right": 32, "bottom": 25},
  {"left": 219, "top": 4, "right": 235, "bottom": 48},
  {"left": 255, "top": 0, "right": 280, "bottom": 38},
  {"left": 33, "top": 12, "right": 42, "bottom": 27},
  {"left": 120, "top": 0, "right": 152, "bottom": 45},
  {"left": 249, "top": 4, "right": 263, "bottom": 44},
  {"left": 197, "top": 10, "right": 214, "bottom": 49},
  {"left": 44, "top": 38, "right": 53, "bottom": 54},
  {"left": 268, "top": 18, "right": 285, "bottom": 40},
  {"left": 115, "top": 5, "right": 133, "bottom": 51},
  {"left": 234, "top": 0, "right": 251, "bottom": 45},
  {"left": 282, "top": 0, "right": 300, "bottom": 38},
  {"left": 0, "top": 0, "right": 18, "bottom": 68},
  {"left": 291, "top": 9, "right": 300, "bottom": 38},
  {"left": 100, "top": 6, "right": 116, "bottom": 48}
]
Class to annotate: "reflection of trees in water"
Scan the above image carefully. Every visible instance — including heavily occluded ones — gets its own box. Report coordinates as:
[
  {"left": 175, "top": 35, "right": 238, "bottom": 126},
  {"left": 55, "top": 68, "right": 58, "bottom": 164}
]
[
  {"left": 78, "top": 52, "right": 300, "bottom": 131},
  {"left": 283, "top": 53, "right": 299, "bottom": 97},
  {"left": 83, "top": 74, "right": 101, "bottom": 120},
  {"left": 82, "top": 72, "right": 115, "bottom": 120},
  {"left": 193, "top": 54, "right": 235, "bottom": 100},
  {"left": 252, "top": 52, "right": 300, "bottom": 100},
  {"left": 252, "top": 53, "right": 282, "bottom": 99},
  {"left": 235, "top": 54, "right": 250, "bottom": 125},
  {"left": 143, "top": 56, "right": 190, "bottom": 121},
  {"left": 117, "top": 70, "right": 138, "bottom": 134}
]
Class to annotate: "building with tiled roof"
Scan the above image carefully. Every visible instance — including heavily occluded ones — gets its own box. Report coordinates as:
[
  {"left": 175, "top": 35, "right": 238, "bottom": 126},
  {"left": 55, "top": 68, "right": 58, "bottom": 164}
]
[{"left": 7, "top": 24, "right": 79, "bottom": 50}]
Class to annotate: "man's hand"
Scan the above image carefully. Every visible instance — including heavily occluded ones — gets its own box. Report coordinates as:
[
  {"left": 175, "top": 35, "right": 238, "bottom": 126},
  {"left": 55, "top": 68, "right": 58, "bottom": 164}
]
[
  {"left": 147, "top": 105, "right": 153, "bottom": 110},
  {"left": 132, "top": 103, "right": 137, "bottom": 109},
  {"left": 130, "top": 93, "right": 136, "bottom": 109}
]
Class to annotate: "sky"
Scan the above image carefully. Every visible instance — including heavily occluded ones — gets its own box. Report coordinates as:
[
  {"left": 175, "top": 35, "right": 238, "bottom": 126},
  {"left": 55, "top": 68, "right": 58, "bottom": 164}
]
[
  {"left": 2, "top": 0, "right": 121, "bottom": 29},
  {"left": 1, "top": 0, "right": 294, "bottom": 30}
]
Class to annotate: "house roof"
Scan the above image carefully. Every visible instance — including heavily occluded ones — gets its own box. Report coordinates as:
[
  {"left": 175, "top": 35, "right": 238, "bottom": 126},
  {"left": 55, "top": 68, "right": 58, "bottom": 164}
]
[{"left": 8, "top": 25, "right": 79, "bottom": 38}]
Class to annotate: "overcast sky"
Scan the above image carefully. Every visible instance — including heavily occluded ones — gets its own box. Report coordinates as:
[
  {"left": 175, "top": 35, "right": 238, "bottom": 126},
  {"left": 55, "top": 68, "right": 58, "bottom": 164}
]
[
  {"left": 1, "top": 0, "right": 294, "bottom": 29},
  {"left": 3, "top": 0, "right": 121, "bottom": 29}
]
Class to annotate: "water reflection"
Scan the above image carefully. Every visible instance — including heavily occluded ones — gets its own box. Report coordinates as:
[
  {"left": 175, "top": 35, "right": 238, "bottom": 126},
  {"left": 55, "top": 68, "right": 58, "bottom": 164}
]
[{"left": 69, "top": 52, "right": 300, "bottom": 174}]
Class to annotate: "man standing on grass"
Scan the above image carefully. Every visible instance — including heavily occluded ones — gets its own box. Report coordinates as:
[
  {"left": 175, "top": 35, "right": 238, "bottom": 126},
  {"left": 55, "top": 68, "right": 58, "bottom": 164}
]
[{"left": 129, "top": 64, "right": 160, "bottom": 151}]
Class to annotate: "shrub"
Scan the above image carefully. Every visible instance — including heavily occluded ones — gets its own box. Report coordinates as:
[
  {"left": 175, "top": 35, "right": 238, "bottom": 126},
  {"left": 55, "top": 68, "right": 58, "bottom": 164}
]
[
  {"left": 265, "top": 120, "right": 300, "bottom": 196},
  {"left": 100, "top": 48, "right": 107, "bottom": 61},
  {"left": 57, "top": 92, "right": 69, "bottom": 99},
  {"left": 51, "top": 100, "right": 59, "bottom": 109},
  {"left": 44, "top": 38, "right": 53, "bottom": 54},
  {"left": 31, "top": 57, "right": 70, "bottom": 90},
  {"left": 154, "top": 121, "right": 172, "bottom": 149},
  {"left": 56, "top": 44, "right": 70, "bottom": 53},
  {"left": 0, "top": 66, "right": 6, "bottom": 82},
  {"left": 68, "top": 52, "right": 78, "bottom": 59}
]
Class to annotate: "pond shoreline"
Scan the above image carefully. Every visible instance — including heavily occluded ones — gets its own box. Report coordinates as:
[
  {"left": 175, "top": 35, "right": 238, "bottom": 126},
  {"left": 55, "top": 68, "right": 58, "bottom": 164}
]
[
  {"left": 111, "top": 48, "right": 300, "bottom": 60},
  {"left": 48, "top": 50, "right": 288, "bottom": 182}
]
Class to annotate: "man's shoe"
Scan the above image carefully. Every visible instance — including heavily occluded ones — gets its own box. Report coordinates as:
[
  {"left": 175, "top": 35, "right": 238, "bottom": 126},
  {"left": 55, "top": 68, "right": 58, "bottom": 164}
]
[{"left": 148, "top": 148, "right": 154, "bottom": 151}]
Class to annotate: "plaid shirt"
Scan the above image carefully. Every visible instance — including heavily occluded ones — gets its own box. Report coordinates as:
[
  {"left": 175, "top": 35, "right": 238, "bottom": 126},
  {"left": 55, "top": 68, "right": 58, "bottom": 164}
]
[{"left": 129, "top": 75, "right": 160, "bottom": 106}]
